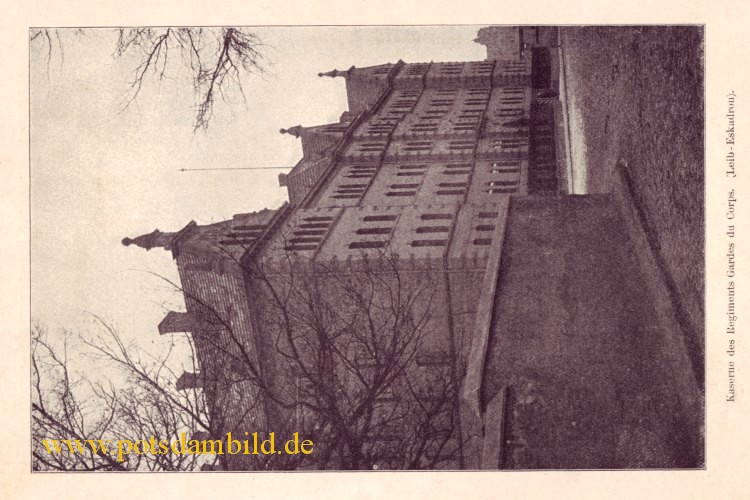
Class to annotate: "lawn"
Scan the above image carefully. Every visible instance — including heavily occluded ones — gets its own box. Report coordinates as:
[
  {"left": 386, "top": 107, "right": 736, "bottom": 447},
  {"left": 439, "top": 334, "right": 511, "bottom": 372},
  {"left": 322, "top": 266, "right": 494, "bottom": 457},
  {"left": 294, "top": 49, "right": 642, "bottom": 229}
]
[{"left": 561, "top": 26, "right": 705, "bottom": 347}]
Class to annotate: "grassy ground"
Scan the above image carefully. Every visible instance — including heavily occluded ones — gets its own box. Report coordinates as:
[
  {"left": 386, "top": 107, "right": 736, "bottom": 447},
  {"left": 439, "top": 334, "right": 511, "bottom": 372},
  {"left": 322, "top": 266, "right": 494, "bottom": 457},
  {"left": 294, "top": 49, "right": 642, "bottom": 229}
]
[{"left": 561, "top": 26, "right": 705, "bottom": 352}]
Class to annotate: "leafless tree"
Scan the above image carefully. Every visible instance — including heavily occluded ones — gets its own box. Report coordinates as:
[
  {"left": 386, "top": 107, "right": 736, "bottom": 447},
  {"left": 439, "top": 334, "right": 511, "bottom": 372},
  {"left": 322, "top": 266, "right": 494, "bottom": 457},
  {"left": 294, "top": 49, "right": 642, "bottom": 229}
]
[
  {"left": 244, "top": 253, "right": 463, "bottom": 470},
  {"left": 32, "top": 323, "right": 127, "bottom": 471},
  {"left": 80, "top": 316, "right": 226, "bottom": 471},
  {"left": 32, "top": 321, "right": 221, "bottom": 471},
  {"left": 143, "top": 236, "right": 467, "bottom": 470},
  {"left": 32, "top": 243, "right": 466, "bottom": 471},
  {"left": 30, "top": 27, "right": 266, "bottom": 130}
]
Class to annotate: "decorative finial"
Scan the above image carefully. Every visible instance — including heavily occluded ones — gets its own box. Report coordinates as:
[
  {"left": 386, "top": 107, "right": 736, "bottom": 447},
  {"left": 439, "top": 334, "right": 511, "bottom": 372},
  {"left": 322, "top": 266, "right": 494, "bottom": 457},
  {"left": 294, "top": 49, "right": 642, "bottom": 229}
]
[
  {"left": 318, "top": 69, "right": 349, "bottom": 78},
  {"left": 279, "top": 125, "right": 303, "bottom": 138},
  {"left": 121, "top": 229, "right": 174, "bottom": 251}
]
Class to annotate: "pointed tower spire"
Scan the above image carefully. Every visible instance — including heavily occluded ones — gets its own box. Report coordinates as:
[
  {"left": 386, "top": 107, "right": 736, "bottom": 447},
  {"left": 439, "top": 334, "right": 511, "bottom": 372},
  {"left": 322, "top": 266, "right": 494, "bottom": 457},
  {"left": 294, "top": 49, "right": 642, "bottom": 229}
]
[
  {"left": 317, "top": 67, "right": 353, "bottom": 78},
  {"left": 279, "top": 125, "right": 303, "bottom": 138},
  {"left": 122, "top": 229, "right": 175, "bottom": 251}
]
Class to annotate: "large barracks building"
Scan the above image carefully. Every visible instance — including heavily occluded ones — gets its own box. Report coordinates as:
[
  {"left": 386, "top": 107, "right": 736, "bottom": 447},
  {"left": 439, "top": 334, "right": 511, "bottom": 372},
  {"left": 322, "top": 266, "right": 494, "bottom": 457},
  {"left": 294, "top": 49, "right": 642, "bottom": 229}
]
[{"left": 124, "top": 27, "right": 703, "bottom": 470}]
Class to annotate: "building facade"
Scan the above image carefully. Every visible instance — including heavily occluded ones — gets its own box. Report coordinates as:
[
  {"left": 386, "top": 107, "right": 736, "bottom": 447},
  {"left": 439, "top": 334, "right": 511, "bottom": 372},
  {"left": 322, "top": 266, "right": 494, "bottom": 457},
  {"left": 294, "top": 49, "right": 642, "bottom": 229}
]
[{"left": 124, "top": 27, "right": 703, "bottom": 470}]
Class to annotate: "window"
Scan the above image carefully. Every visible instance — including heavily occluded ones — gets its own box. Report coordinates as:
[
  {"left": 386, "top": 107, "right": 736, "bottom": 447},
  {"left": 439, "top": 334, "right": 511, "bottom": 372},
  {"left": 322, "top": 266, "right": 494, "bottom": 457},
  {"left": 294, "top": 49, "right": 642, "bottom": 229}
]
[
  {"left": 349, "top": 241, "right": 388, "bottom": 249},
  {"left": 478, "top": 212, "right": 498, "bottom": 218},
  {"left": 440, "top": 65, "right": 462, "bottom": 74},
  {"left": 334, "top": 182, "right": 367, "bottom": 199},
  {"left": 416, "top": 226, "right": 450, "bottom": 233},
  {"left": 387, "top": 179, "right": 421, "bottom": 195},
  {"left": 491, "top": 167, "right": 520, "bottom": 174},
  {"left": 411, "top": 239, "right": 448, "bottom": 247},
  {"left": 473, "top": 238, "right": 492, "bottom": 246},
  {"left": 289, "top": 237, "right": 320, "bottom": 244},
  {"left": 490, "top": 161, "right": 520, "bottom": 172},
  {"left": 496, "top": 108, "right": 524, "bottom": 117},
  {"left": 475, "top": 225, "right": 495, "bottom": 232},
  {"left": 411, "top": 125, "right": 438, "bottom": 133},
  {"left": 356, "top": 227, "right": 392, "bottom": 235},
  {"left": 421, "top": 213, "right": 453, "bottom": 220},
  {"left": 363, "top": 215, "right": 397, "bottom": 222},
  {"left": 303, "top": 216, "right": 333, "bottom": 222},
  {"left": 285, "top": 244, "right": 317, "bottom": 251}
]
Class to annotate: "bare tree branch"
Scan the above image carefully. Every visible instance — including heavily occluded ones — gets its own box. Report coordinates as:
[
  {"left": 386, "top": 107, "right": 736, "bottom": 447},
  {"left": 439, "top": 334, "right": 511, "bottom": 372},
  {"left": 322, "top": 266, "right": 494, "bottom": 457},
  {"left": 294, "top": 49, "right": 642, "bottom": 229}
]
[
  {"left": 114, "top": 27, "right": 266, "bottom": 131},
  {"left": 31, "top": 27, "right": 267, "bottom": 131}
]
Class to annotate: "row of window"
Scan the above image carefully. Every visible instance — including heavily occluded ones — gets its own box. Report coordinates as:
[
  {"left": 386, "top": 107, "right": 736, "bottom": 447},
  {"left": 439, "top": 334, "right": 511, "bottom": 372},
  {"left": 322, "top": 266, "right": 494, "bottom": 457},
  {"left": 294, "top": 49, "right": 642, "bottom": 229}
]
[
  {"left": 344, "top": 161, "right": 518, "bottom": 173},
  {"left": 344, "top": 164, "right": 378, "bottom": 179},
  {"left": 284, "top": 216, "right": 335, "bottom": 252},
  {"left": 293, "top": 211, "right": 496, "bottom": 225},
  {"left": 282, "top": 211, "right": 500, "bottom": 252},
  {"left": 218, "top": 223, "right": 268, "bottom": 246},
  {"left": 332, "top": 182, "right": 368, "bottom": 200},
  {"left": 347, "top": 237, "right": 492, "bottom": 250},
  {"left": 337, "top": 162, "right": 519, "bottom": 198},
  {"left": 404, "top": 64, "right": 429, "bottom": 76}
]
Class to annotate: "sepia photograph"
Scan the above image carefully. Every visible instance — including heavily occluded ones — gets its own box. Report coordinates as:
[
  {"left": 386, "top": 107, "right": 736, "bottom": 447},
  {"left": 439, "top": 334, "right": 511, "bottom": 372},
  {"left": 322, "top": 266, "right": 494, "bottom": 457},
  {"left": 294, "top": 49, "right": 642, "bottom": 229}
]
[{"left": 30, "top": 24, "right": 705, "bottom": 472}]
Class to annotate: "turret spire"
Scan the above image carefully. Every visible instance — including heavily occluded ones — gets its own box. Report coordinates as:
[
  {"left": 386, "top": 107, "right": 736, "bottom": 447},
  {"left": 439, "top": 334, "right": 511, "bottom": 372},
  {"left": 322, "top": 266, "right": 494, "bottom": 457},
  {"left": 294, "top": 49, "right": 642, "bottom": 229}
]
[
  {"left": 279, "top": 125, "right": 303, "bottom": 138},
  {"left": 122, "top": 229, "right": 175, "bottom": 251},
  {"left": 317, "top": 68, "right": 353, "bottom": 78}
]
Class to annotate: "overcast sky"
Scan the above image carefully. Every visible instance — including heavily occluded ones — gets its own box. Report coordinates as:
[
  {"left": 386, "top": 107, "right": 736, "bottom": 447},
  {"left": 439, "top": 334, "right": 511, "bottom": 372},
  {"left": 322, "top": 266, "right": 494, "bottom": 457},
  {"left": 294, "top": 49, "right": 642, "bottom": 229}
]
[{"left": 30, "top": 26, "right": 486, "bottom": 349}]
